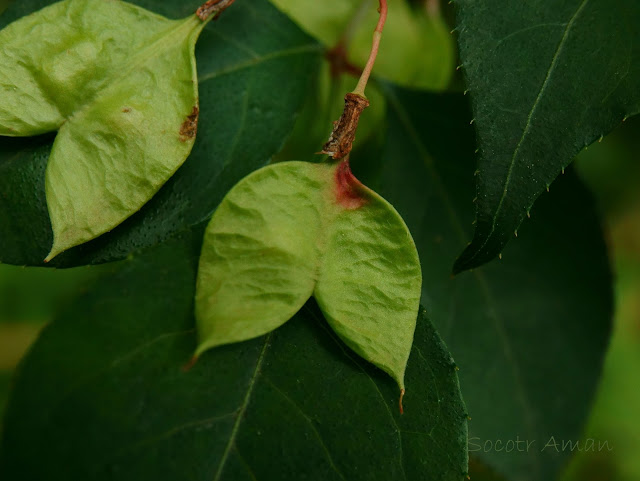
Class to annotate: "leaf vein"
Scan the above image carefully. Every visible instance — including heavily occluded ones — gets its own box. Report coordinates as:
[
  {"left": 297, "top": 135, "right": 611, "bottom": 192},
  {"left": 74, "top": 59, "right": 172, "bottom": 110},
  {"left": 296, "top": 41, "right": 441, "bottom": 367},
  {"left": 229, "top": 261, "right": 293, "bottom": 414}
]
[
  {"left": 107, "top": 411, "right": 238, "bottom": 460},
  {"left": 466, "top": 0, "right": 591, "bottom": 264},
  {"left": 213, "top": 334, "right": 271, "bottom": 481},
  {"left": 304, "top": 306, "right": 408, "bottom": 481},
  {"left": 198, "top": 44, "right": 320, "bottom": 84},
  {"left": 234, "top": 447, "right": 259, "bottom": 481},
  {"left": 264, "top": 377, "right": 347, "bottom": 481}
]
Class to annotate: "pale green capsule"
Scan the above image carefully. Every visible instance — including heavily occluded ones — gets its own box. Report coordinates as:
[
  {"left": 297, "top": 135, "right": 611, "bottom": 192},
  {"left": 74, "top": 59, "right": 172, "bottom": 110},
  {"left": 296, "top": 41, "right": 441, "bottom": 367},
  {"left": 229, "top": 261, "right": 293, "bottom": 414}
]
[
  {"left": 195, "top": 160, "right": 422, "bottom": 390},
  {"left": 0, "top": 0, "right": 215, "bottom": 261}
]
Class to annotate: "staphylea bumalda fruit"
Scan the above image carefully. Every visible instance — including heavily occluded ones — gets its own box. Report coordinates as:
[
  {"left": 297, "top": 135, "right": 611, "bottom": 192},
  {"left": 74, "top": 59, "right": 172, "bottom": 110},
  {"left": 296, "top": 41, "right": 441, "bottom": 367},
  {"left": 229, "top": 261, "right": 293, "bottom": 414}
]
[
  {"left": 195, "top": 158, "right": 422, "bottom": 396},
  {"left": 195, "top": 0, "right": 422, "bottom": 403},
  {"left": 0, "top": 0, "right": 234, "bottom": 261}
]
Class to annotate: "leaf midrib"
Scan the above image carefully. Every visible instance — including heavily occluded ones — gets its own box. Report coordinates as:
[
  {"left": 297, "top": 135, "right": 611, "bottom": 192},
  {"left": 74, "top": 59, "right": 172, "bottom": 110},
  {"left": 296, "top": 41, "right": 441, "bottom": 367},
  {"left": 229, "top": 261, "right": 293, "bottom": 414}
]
[
  {"left": 213, "top": 333, "right": 271, "bottom": 481},
  {"left": 198, "top": 44, "right": 321, "bottom": 84},
  {"left": 465, "top": 0, "right": 591, "bottom": 263}
]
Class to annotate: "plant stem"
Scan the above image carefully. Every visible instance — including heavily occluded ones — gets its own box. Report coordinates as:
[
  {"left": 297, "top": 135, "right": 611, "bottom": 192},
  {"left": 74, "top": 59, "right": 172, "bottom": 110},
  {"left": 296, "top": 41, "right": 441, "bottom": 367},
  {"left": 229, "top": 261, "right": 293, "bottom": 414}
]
[
  {"left": 352, "top": 0, "right": 388, "bottom": 97},
  {"left": 321, "top": 0, "right": 388, "bottom": 159},
  {"left": 196, "top": 0, "right": 237, "bottom": 21}
]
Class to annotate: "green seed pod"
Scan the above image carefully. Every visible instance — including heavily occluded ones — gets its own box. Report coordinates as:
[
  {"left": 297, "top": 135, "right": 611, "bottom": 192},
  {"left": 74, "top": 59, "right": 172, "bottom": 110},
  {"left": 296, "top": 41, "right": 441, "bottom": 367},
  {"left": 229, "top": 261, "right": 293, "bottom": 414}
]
[
  {"left": 195, "top": 160, "right": 422, "bottom": 390},
  {"left": 0, "top": 0, "right": 222, "bottom": 261}
]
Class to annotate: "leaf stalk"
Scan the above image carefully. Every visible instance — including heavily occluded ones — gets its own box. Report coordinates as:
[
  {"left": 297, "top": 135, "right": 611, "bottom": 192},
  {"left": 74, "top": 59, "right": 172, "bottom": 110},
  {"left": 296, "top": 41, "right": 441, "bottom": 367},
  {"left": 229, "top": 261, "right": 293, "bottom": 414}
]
[
  {"left": 352, "top": 0, "right": 388, "bottom": 97},
  {"left": 196, "top": 0, "right": 237, "bottom": 21},
  {"left": 321, "top": 0, "right": 388, "bottom": 160}
]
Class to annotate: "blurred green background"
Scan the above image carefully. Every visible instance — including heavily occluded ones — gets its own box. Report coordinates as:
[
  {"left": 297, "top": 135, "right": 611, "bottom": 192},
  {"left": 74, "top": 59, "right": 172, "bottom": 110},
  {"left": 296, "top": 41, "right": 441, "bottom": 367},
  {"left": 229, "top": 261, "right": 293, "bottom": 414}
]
[
  {"left": 559, "top": 116, "right": 640, "bottom": 481},
  {"left": 0, "top": 264, "right": 110, "bottom": 421}
]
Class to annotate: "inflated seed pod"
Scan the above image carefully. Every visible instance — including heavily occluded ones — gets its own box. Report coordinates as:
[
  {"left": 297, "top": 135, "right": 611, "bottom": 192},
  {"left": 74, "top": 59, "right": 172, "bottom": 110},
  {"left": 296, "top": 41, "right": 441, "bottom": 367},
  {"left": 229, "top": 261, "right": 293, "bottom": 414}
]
[
  {"left": 0, "top": 0, "right": 230, "bottom": 261},
  {"left": 195, "top": 159, "right": 422, "bottom": 391}
]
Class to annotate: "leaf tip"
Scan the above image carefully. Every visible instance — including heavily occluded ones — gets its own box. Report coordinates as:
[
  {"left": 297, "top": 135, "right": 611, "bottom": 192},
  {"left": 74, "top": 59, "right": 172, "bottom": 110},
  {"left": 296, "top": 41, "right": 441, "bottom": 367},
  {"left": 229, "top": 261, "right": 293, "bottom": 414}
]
[
  {"left": 451, "top": 257, "right": 467, "bottom": 276},
  {"left": 399, "top": 388, "right": 405, "bottom": 415}
]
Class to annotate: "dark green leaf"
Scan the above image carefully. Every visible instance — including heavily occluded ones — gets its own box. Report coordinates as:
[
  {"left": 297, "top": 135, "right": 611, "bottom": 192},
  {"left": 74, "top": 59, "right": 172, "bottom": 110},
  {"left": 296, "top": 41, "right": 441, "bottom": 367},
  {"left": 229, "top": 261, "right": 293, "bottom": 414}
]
[
  {"left": 452, "top": 0, "right": 640, "bottom": 271},
  {"left": 353, "top": 85, "right": 612, "bottom": 481},
  {"left": 0, "top": 227, "right": 468, "bottom": 481},
  {"left": 0, "top": 0, "right": 321, "bottom": 267},
  {"left": 0, "top": 372, "right": 10, "bottom": 430}
]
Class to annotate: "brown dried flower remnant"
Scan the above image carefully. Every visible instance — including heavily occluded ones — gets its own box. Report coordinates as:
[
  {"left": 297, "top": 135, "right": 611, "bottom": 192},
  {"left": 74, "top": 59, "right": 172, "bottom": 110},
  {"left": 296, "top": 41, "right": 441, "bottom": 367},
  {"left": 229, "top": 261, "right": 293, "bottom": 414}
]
[
  {"left": 321, "top": 93, "right": 369, "bottom": 160},
  {"left": 196, "top": 0, "right": 237, "bottom": 21}
]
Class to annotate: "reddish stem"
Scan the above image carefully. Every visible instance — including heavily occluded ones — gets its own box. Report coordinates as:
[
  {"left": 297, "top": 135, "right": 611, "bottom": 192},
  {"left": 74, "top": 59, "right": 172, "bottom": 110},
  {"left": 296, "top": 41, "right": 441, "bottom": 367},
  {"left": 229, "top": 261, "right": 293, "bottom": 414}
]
[{"left": 352, "top": 0, "right": 388, "bottom": 97}]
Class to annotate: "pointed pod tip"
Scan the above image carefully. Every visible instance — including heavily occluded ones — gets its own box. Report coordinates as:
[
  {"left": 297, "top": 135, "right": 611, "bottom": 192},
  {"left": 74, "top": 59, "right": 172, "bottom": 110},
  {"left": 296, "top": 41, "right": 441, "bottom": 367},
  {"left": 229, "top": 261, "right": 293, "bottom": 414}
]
[
  {"left": 44, "top": 247, "right": 60, "bottom": 263},
  {"left": 45, "top": 236, "right": 74, "bottom": 263},
  {"left": 399, "top": 389, "right": 405, "bottom": 415},
  {"left": 182, "top": 354, "right": 199, "bottom": 372}
]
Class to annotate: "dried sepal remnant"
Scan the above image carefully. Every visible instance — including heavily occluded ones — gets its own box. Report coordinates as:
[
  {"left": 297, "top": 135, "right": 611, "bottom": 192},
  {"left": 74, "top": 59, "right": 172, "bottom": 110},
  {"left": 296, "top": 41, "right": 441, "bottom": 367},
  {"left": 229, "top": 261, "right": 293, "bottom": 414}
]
[
  {"left": 322, "top": 93, "right": 370, "bottom": 159},
  {"left": 0, "top": 0, "right": 224, "bottom": 261},
  {"left": 195, "top": 160, "right": 422, "bottom": 391},
  {"left": 180, "top": 106, "right": 199, "bottom": 142},
  {"left": 196, "top": 0, "right": 237, "bottom": 21}
]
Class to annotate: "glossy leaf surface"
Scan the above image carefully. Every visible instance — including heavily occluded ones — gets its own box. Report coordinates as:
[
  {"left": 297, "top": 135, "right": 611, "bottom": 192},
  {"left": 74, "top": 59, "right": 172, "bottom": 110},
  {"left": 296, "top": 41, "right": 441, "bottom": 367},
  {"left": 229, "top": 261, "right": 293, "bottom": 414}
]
[
  {"left": 0, "top": 228, "right": 468, "bottom": 481},
  {"left": 453, "top": 0, "right": 640, "bottom": 271},
  {"left": 352, "top": 85, "right": 613, "bottom": 481},
  {"left": 196, "top": 160, "right": 422, "bottom": 389},
  {"left": 0, "top": 0, "right": 320, "bottom": 267},
  {"left": 0, "top": 0, "right": 209, "bottom": 259}
]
